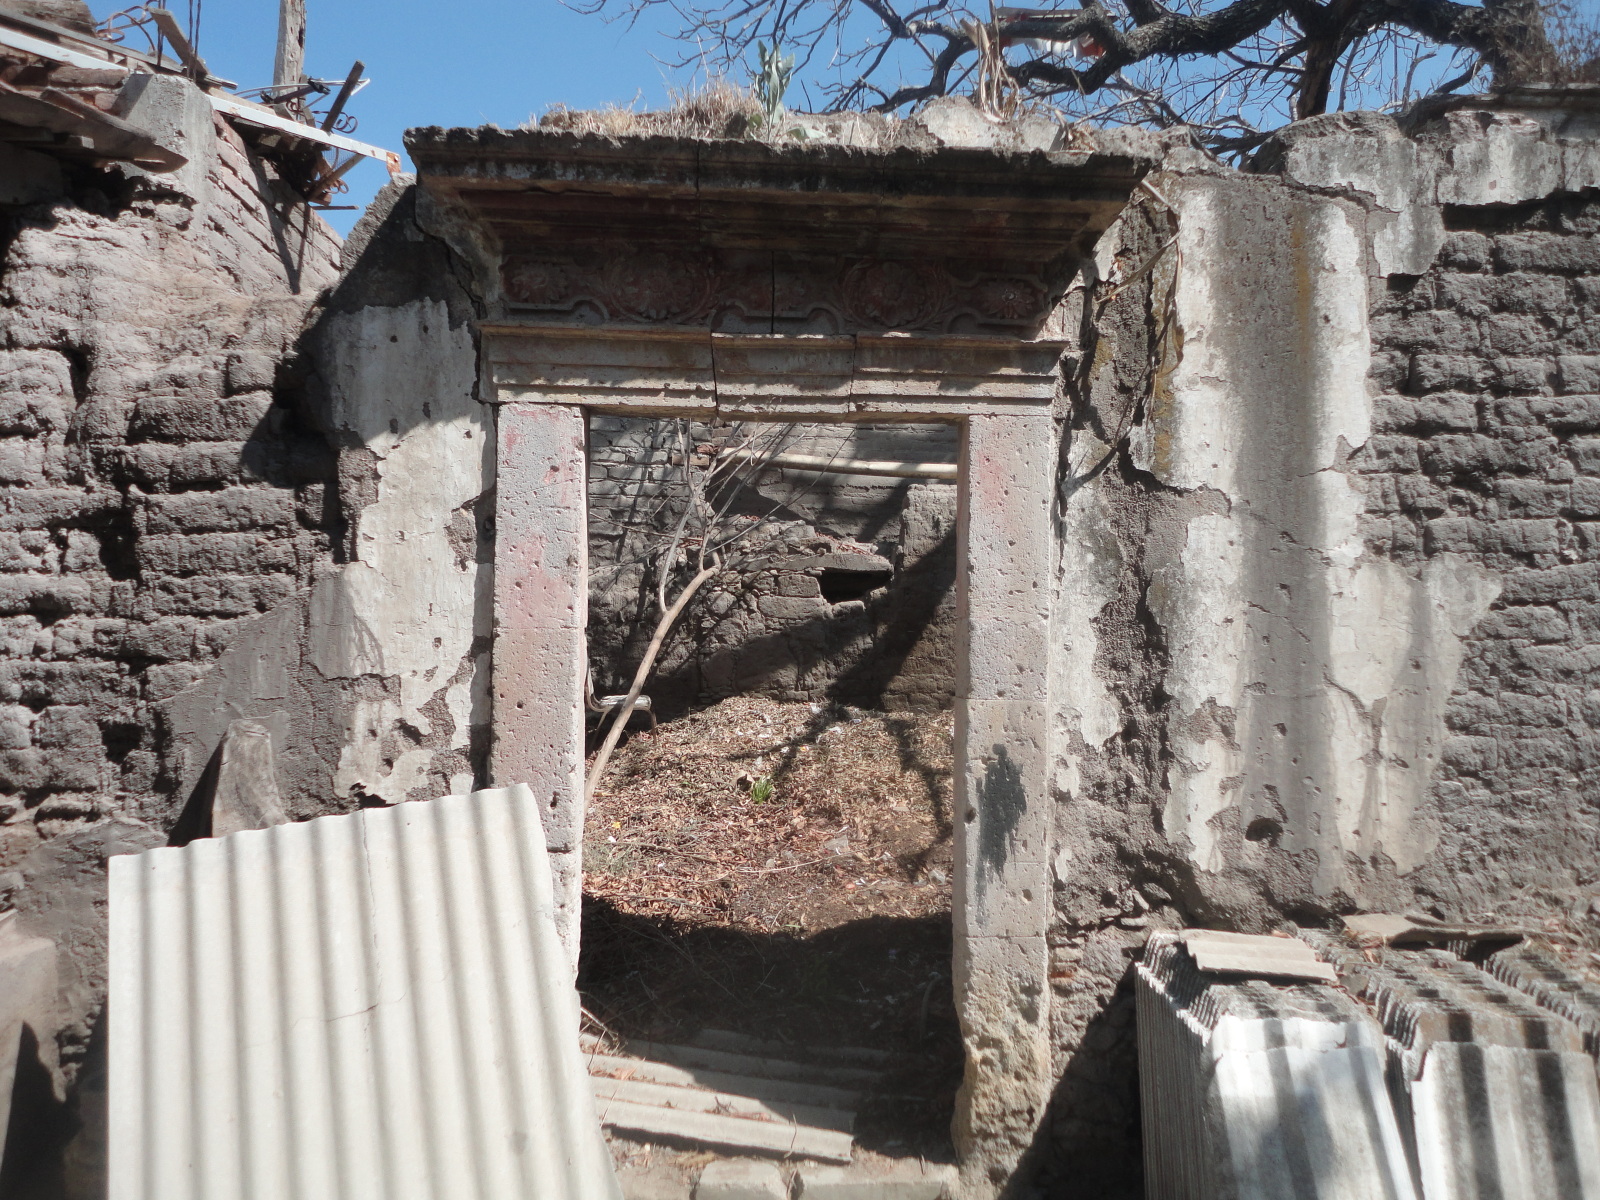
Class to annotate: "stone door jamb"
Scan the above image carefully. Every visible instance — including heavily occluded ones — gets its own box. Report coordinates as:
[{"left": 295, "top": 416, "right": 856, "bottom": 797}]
[{"left": 485, "top": 325, "right": 1058, "bottom": 1193}]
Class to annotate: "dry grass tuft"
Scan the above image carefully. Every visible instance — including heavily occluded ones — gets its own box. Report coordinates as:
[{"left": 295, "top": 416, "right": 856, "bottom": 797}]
[
  {"left": 535, "top": 80, "right": 763, "bottom": 140},
  {"left": 1546, "top": 0, "right": 1600, "bottom": 83}
]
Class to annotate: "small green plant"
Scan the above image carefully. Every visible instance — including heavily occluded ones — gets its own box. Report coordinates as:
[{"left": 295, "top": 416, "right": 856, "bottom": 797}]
[
  {"left": 752, "top": 42, "right": 795, "bottom": 130},
  {"left": 749, "top": 775, "right": 775, "bottom": 804}
]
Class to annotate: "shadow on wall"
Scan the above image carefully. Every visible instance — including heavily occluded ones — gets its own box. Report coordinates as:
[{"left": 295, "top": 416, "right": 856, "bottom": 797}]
[
  {"left": 1028, "top": 966, "right": 1144, "bottom": 1200},
  {"left": 0, "top": 1023, "right": 77, "bottom": 1199}
]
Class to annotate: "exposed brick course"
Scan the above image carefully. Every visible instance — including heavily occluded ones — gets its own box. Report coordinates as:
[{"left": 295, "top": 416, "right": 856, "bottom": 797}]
[
  {"left": 0, "top": 91, "right": 340, "bottom": 875},
  {"left": 1355, "top": 192, "right": 1600, "bottom": 914}
]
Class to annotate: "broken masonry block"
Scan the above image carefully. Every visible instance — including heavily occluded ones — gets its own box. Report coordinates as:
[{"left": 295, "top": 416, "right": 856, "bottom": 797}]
[{"left": 696, "top": 1160, "right": 788, "bottom": 1200}]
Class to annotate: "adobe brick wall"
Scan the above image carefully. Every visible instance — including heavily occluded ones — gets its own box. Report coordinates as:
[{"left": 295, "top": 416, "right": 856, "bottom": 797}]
[
  {"left": 1362, "top": 193, "right": 1600, "bottom": 918},
  {"left": 0, "top": 80, "right": 342, "bottom": 1086}
]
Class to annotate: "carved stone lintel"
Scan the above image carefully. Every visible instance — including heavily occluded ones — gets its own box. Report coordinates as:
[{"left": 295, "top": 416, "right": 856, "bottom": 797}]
[{"left": 501, "top": 246, "right": 1064, "bottom": 334}]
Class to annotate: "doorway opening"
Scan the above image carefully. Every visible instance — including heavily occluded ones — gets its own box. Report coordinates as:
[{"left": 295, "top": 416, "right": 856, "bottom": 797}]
[
  {"left": 576, "top": 415, "right": 964, "bottom": 1166},
  {"left": 579, "top": 416, "right": 960, "bottom": 1177}
]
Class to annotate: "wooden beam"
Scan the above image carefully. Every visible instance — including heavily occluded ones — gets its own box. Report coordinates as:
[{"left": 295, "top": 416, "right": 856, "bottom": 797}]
[
  {"left": 320, "top": 59, "right": 363, "bottom": 131},
  {"left": 273, "top": 0, "right": 305, "bottom": 93},
  {"left": 147, "top": 8, "right": 207, "bottom": 82}
]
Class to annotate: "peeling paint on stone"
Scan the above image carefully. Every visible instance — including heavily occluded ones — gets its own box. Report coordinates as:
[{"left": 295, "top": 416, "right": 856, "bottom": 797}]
[{"left": 313, "top": 300, "right": 486, "bottom": 804}]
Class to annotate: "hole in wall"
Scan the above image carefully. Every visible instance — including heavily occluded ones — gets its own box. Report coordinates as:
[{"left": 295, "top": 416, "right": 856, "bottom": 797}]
[
  {"left": 819, "top": 565, "right": 893, "bottom": 603},
  {"left": 1245, "top": 817, "right": 1283, "bottom": 846}
]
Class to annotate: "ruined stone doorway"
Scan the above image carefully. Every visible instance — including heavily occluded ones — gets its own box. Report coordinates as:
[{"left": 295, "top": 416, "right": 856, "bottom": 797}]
[
  {"left": 578, "top": 413, "right": 965, "bottom": 1157},
  {"left": 486, "top": 327, "right": 1059, "bottom": 1189}
]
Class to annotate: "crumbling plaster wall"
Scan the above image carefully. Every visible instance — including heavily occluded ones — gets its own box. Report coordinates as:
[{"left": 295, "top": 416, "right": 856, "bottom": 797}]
[
  {"left": 1041, "top": 103, "right": 1600, "bottom": 1194},
  {"left": 301, "top": 180, "right": 493, "bottom": 807},
  {"left": 0, "top": 67, "right": 496, "bottom": 1190}
]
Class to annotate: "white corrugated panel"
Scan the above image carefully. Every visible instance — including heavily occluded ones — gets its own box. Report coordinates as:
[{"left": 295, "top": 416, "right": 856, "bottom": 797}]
[
  {"left": 108, "top": 784, "right": 620, "bottom": 1200},
  {"left": 1138, "top": 933, "right": 1417, "bottom": 1200}
]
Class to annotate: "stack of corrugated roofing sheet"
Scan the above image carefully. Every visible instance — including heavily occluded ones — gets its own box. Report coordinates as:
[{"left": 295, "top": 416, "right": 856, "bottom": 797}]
[
  {"left": 108, "top": 783, "right": 620, "bottom": 1200},
  {"left": 1339, "top": 947, "right": 1600, "bottom": 1200},
  {"left": 1488, "top": 942, "right": 1600, "bottom": 1063},
  {"left": 1137, "top": 931, "right": 1416, "bottom": 1200}
]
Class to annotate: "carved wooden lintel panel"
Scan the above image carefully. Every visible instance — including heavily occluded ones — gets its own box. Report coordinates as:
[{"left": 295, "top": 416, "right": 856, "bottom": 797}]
[{"left": 500, "top": 247, "right": 1069, "bottom": 335}]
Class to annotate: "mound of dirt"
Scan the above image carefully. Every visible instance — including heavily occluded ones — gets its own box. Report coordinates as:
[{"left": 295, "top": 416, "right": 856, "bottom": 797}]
[{"left": 583, "top": 695, "right": 953, "bottom": 934}]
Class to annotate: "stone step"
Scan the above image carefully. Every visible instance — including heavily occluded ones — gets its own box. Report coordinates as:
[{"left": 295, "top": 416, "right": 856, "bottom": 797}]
[
  {"left": 797, "top": 1161, "right": 958, "bottom": 1199},
  {"left": 689, "top": 1029, "right": 896, "bottom": 1071},
  {"left": 695, "top": 1160, "right": 787, "bottom": 1200},
  {"left": 590, "top": 1073, "right": 856, "bottom": 1134},
  {"left": 587, "top": 1050, "right": 864, "bottom": 1111},
  {"left": 593, "top": 1095, "right": 855, "bottom": 1163}
]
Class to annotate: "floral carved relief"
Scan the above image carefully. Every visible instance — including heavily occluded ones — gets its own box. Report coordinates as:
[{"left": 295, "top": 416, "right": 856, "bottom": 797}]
[
  {"left": 601, "top": 251, "right": 716, "bottom": 322},
  {"left": 839, "top": 260, "right": 951, "bottom": 328},
  {"left": 501, "top": 248, "right": 1059, "bottom": 332}
]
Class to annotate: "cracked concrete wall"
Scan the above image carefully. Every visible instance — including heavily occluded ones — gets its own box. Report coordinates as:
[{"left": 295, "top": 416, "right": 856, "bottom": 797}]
[{"left": 1041, "top": 100, "right": 1600, "bottom": 1195}]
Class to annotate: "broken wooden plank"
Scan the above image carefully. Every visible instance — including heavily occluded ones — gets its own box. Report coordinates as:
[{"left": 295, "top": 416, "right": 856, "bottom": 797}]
[
  {"left": 584, "top": 1052, "right": 863, "bottom": 1111},
  {"left": 689, "top": 1028, "right": 895, "bottom": 1070},
  {"left": 623, "top": 1040, "right": 881, "bottom": 1089},
  {"left": 591, "top": 1095, "right": 854, "bottom": 1164},
  {"left": 588, "top": 1074, "right": 854, "bottom": 1134}
]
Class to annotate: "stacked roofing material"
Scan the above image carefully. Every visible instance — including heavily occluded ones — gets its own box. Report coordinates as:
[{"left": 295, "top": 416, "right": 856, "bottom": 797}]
[
  {"left": 1321, "top": 943, "right": 1600, "bottom": 1200},
  {"left": 1137, "top": 930, "right": 1417, "bottom": 1200},
  {"left": 108, "top": 784, "right": 621, "bottom": 1200},
  {"left": 1488, "top": 942, "right": 1600, "bottom": 1062}
]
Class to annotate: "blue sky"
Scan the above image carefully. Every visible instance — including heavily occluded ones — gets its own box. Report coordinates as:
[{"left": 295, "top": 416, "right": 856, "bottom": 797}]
[
  {"left": 88, "top": 0, "right": 698, "bottom": 231},
  {"left": 80, "top": 1, "right": 1568, "bottom": 235}
]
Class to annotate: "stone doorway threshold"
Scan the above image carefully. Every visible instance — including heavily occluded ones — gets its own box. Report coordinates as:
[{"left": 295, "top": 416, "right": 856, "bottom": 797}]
[{"left": 588, "top": 1029, "right": 957, "bottom": 1200}]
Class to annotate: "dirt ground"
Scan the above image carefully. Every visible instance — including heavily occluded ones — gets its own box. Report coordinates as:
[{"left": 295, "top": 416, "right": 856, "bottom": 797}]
[{"left": 577, "top": 695, "right": 962, "bottom": 1157}]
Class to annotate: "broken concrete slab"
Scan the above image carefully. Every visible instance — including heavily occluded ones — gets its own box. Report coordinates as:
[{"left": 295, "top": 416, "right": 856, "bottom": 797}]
[
  {"left": 594, "top": 1095, "right": 854, "bottom": 1164},
  {"left": 1180, "top": 928, "right": 1339, "bottom": 983},
  {"left": 589, "top": 1073, "right": 854, "bottom": 1134},
  {"left": 695, "top": 1160, "right": 788, "bottom": 1200},
  {"left": 1137, "top": 932, "right": 1416, "bottom": 1200}
]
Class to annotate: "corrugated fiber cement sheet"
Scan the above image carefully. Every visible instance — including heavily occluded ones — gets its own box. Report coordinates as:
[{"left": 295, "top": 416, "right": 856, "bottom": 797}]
[{"left": 109, "top": 784, "right": 620, "bottom": 1200}]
